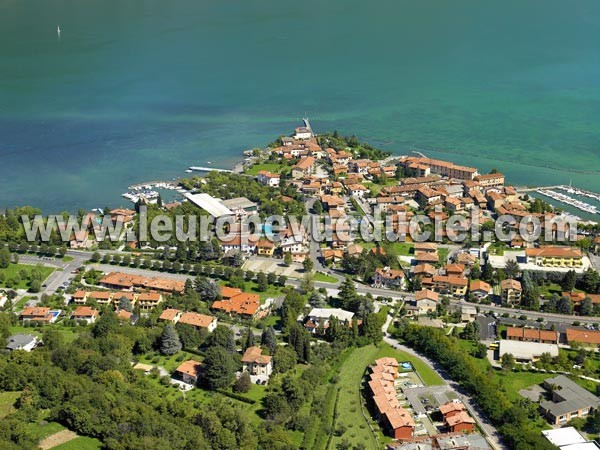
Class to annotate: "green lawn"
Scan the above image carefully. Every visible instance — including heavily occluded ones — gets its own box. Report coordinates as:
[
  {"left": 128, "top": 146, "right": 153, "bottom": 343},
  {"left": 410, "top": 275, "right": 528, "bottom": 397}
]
[
  {"left": 12, "top": 296, "right": 33, "bottom": 310},
  {"left": 219, "top": 279, "right": 284, "bottom": 303},
  {"left": 438, "top": 247, "right": 450, "bottom": 264},
  {"left": 0, "top": 391, "right": 20, "bottom": 418},
  {"left": 539, "top": 282, "right": 564, "bottom": 298},
  {"left": 374, "top": 343, "right": 444, "bottom": 386},
  {"left": 0, "top": 263, "right": 54, "bottom": 290},
  {"left": 53, "top": 436, "right": 103, "bottom": 450},
  {"left": 329, "top": 345, "right": 382, "bottom": 450},
  {"left": 244, "top": 162, "right": 286, "bottom": 176},
  {"left": 26, "top": 421, "right": 66, "bottom": 442},
  {"left": 385, "top": 242, "right": 414, "bottom": 256},
  {"left": 328, "top": 343, "right": 444, "bottom": 449},
  {"left": 313, "top": 272, "right": 338, "bottom": 283}
]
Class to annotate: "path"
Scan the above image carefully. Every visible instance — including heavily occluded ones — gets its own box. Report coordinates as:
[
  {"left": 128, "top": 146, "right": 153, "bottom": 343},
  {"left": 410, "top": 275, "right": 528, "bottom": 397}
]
[{"left": 38, "top": 430, "right": 78, "bottom": 449}]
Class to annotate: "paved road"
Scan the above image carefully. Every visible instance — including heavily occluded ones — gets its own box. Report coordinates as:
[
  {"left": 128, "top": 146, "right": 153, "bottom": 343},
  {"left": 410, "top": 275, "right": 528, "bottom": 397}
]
[
  {"left": 19, "top": 249, "right": 600, "bottom": 326},
  {"left": 18, "top": 253, "right": 87, "bottom": 294}
]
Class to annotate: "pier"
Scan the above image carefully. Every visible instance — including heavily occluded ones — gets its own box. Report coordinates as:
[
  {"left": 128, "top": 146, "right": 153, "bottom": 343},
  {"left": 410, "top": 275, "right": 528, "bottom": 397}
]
[
  {"left": 516, "top": 185, "right": 600, "bottom": 217},
  {"left": 189, "top": 166, "right": 233, "bottom": 173}
]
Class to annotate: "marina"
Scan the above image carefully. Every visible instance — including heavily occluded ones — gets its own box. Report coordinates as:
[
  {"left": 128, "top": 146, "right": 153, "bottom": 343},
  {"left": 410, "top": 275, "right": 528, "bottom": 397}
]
[
  {"left": 536, "top": 188, "right": 599, "bottom": 216},
  {"left": 122, "top": 181, "right": 190, "bottom": 204}
]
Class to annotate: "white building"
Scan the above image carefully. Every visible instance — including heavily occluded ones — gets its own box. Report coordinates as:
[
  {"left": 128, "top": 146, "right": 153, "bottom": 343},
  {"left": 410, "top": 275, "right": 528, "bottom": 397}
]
[
  {"left": 6, "top": 334, "right": 39, "bottom": 352},
  {"left": 304, "top": 307, "right": 355, "bottom": 334},
  {"left": 498, "top": 339, "right": 559, "bottom": 363}
]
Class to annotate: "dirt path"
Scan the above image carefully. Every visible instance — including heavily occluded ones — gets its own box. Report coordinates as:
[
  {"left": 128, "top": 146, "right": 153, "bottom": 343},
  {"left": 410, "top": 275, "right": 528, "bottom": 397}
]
[{"left": 38, "top": 430, "right": 78, "bottom": 449}]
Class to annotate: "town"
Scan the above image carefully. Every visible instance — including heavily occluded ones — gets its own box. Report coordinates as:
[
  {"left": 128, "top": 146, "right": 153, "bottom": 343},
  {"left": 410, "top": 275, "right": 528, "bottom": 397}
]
[{"left": 1, "top": 122, "right": 600, "bottom": 450}]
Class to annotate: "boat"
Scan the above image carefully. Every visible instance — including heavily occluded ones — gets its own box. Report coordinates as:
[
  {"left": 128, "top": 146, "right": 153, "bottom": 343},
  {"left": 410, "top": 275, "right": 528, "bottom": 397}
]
[
  {"left": 57, "top": 26, "right": 61, "bottom": 36},
  {"left": 207, "top": 161, "right": 212, "bottom": 164},
  {"left": 185, "top": 169, "right": 192, "bottom": 173}
]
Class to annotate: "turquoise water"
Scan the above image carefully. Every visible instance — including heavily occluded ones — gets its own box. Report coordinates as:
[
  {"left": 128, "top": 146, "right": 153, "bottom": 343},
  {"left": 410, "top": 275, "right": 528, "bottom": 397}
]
[{"left": 1, "top": 0, "right": 599, "bottom": 213}]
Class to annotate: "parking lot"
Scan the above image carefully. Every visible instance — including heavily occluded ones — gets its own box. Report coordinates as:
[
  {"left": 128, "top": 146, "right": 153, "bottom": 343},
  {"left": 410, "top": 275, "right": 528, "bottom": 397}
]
[{"left": 242, "top": 257, "right": 304, "bottom": 278}]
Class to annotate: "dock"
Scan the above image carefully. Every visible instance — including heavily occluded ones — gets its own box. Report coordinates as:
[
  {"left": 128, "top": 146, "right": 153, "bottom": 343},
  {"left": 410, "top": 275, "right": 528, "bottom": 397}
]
[{"left": 189, "top": 166, "right": 233, "bottom": 173}]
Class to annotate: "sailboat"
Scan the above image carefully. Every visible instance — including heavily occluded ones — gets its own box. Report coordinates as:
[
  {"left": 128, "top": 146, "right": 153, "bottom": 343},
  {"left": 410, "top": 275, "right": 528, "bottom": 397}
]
[
  {"left": 57, "top": 26, "right": 61, "bottom": 37},
  {"left": 566, "top": 180, "right": 575, "bottom": 194}
]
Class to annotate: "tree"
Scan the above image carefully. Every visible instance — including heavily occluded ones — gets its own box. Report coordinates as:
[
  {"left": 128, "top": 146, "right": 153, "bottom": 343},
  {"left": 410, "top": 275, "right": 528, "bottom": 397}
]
[
  {"left": 501, "top": 353, "right": 515, "bottom": 371},
  {"left": 194, "top": 276, "right": 220, "bottom": 302},
  {"left": 580, "top": 297, "right": 593, "bottom": 316},
  {"left": 160, "top": 324, "right": 182, "bottom": 355},
  {"left": 302, "top": 258, "right": 314, "bottom": 272},
  {"left": 256, "top": 272, "right": 268, "bottom": 292},
  {"left": 242, "top": 327, "right": 255, "bottom": 352},
  {"left": 234, "top": 371, "right": 251, "bottom": 393},
  {"left": 562, "top": 270, "right": 577, "bottom": 292},
  {"left": 261, "top": 327, "right": 277, "bottom": 354},
  {"left": 308, "top": 291, "right": 326, "bottom": 308},
  {"left": 557, "top": 296, "right": 574, "bottom": 315},
  {"left": 481, "top": 261, "right": 493, "bottom": 282},
  {"left": 29, "top": 279, "right": 41, "bottom": 293},
  {"left": 203, "top": 346, "right": 236, "bottom": 390},
  {"left": 581, "top": 268, "right": 600, "bottom": 294},
  {"left": 206, "top": 325, "right": 235, "bottom": 352},
  {"left": 176, "top": 323, "right": 204, "bottom": 350},
  {"left": 504, "top": 260, "right": 520, "bottom": 279},
  {"left": 90, "top": 251, "right": 101, "bottom": 263},
  {"left": 283, "top": 252, "right": 292, "bottom": 266},
  {"left": 0, "top": 247, "right": 10, "bottom": 268},
  {"left": 461, "top": 321, "right": 481, "bottom": 341},
  {"left": 277, "top": 274, "right": 288, "bottom": 286},
  {"left": 338, "top": 277, "right": 359, "bottom": 311},
  {"left": 118, "top": 295, "right": 132, "bottom": 312},
  {"left": 273, "top": 345, "right": 297, "bottom": 374}
]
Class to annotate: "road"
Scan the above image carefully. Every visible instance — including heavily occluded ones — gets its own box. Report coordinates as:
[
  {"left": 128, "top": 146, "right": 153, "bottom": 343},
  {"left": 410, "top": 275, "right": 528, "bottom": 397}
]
[
  {"left": 16, "top": 250, "right": 600, "bottom": 326},
  {"left": 18, "top": 252, "right": 88, "bottom": 295}
]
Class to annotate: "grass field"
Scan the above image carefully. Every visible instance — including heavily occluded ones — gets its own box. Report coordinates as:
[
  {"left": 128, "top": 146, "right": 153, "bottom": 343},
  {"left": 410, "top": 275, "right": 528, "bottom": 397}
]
[
  {"left": 328, "top": 345, "right": 381, "bottom": 450},
  {"left": 0, "top": 391, "right": 20, "bottom": 418},
  {"left": 328, "top": 343, "right": 444, "bottom": 449},
  {"left": 27, "top": 421, "right": 66, "bottom": 442},
  {"left": 9, "top": 325, "right": 81, "bottom": 344},
  {"left": 374, "top": 344, "right": 444, "bottom": 386},
  {"left": 244, "top": 162, "right": 286, "bottom": 176},
  {"left": 218, "top": 279, "right": 284, "bottom": 303},
  {"left": 0, "top": 263, "right": 54, "bottom": 290},
  {"left": 313, "top": 272, "right": 338, "bottom": 283},
  {"left": 53, "top": 436, "right": 103, "bottom": 450}
]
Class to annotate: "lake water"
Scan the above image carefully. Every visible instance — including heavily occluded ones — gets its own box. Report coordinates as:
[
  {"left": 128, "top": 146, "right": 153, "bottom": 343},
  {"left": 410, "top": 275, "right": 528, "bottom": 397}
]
[{"left": 1, "top": 0, "right": 599, "bottom": 213}]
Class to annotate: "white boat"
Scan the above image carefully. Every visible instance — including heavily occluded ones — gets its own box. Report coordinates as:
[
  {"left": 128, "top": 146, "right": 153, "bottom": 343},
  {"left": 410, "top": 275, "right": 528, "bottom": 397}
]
[
  {"left": 207, "top": 161, "right": 212, "bottom": 164},
  {"left": 57, "top": 26, "right": 61, "bottom": 36}
]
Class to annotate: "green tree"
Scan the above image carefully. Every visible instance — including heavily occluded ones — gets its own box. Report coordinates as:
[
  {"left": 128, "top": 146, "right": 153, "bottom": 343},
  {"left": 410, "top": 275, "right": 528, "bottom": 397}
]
[
  {"left": 90, "top": 251, "right": 101, "bottom": 263},
  {"left": 234, "top": 371, "right": 251, "bottom": 393},
  {"left": 504, "top": 260, "right": 520, "bottom": 279},
  {"left": 242, "top": 327, "right": 255, "bottom": 352},
  {"left": 273, "top": 345, "right": 297, "bottom": 374},
  {"left": 557, "top": 296, "right": 573, "bottom": 315},
  {"left": 261, "top": 326, "right": 277, "bottom": 354},
  {"left": 118, "top": 295, "right": 133, "bottom": 312},
  {"left": 562, "top": 270, "right": 577, "bottom": 292},
  {"left": 160, "top": 324, "right": 182, "bottom": 355},
  {"left": 0, "top": 247, "right": 10, "bottom": 268},
  {"left": 302, "top": 258, "right": 314, "bottom": 272},
  {"left": 283, "top": 252, "right": 293, "bottom": 266},
  {"left": 501, "top": 353, "right": 515, "bottom": 371},
  {"left": 256, "top": 272, "right": 268, "bottom": 292},
  {"left": 580, "top": 297, "right": 593, "bottom": 316},
  {"left": 206, "top": 325, "right": 235, "bottom": 352},
  {"left": 338, "top": 277, "right": 359, "bottom": 311},
  {"left": 203, "top": 346, "right": 236, "bottom": 390}
]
